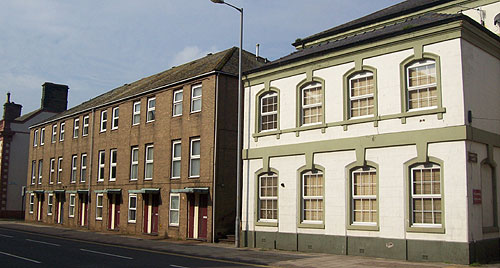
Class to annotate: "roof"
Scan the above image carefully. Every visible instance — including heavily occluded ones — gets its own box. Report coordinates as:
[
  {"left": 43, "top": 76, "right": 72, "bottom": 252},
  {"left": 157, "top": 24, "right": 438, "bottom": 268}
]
[
  {"left": 248, "top": 13, "right": 499, "bottom": 75},
  {"left": 13, "top": 108, "right": 45, "bottom": 123},
  {"left": 292, "top": 0, "right": 455, "bottom": 47},
  {"left": 39, "top": 47, "right": 264, "bottom": 125}
]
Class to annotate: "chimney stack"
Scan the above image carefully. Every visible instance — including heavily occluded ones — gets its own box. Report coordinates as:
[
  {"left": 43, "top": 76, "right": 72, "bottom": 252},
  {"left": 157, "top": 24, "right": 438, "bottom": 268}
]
[
  {"left": 3, "top": 93, "right": 22, "bottom": 121},
  {"left": 41, "top": 82, "right": 69, "bottom": 113}
]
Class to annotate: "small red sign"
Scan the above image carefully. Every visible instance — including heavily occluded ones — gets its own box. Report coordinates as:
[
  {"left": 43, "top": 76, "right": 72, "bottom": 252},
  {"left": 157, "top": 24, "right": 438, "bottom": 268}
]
[{"left": 473, "top": 189, "right": 482, "bottom": 204}]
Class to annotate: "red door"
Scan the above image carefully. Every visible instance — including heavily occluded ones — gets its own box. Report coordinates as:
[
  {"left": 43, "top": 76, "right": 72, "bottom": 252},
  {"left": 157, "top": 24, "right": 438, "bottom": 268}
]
[
  {"left": 151, "top": 195, "right": 159, "bottom": 234},
  {"left": 115, "top": 201, "right": 120, "bottom": 229},
  {"left": 198, "top": 195, "right": 208, "bottom": 239},
  {"left": 188, "top": 194, "right": 195, "bottom": 238},
  {"left": 108, "top": 198, "right": 113, "bottom": 229}
]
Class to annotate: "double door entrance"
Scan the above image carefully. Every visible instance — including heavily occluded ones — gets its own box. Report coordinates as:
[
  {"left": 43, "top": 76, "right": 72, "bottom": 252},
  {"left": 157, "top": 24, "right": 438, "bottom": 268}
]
[{"left": 188, "top": 193, "right": 208, "bottom": 240}]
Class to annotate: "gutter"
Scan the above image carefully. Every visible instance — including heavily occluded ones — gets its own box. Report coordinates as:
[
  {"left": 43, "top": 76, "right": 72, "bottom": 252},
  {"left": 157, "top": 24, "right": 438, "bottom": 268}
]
[{"left": 212, "top": 74, "right": 219, "bottom": 243}]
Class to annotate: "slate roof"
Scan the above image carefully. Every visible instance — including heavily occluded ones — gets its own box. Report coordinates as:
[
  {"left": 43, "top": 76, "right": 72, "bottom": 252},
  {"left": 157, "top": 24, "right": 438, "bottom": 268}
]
[
  {"left": 37, "top": 47, "right": 263, "bottom": 126},
  {"left": 292, "top": 0, "right": 455, "bottom": 47},
  {"left": 14, "top": 108, "right": 43, "bottom": 123}
]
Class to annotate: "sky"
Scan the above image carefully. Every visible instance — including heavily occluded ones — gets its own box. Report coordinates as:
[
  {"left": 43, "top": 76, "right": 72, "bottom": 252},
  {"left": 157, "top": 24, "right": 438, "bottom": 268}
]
[{"left": 0, "top": 0, "right": 402, "bottom": 117}]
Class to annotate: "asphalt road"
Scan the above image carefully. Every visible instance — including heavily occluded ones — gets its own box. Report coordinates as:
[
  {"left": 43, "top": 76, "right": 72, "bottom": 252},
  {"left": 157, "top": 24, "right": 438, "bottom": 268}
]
[{"left": 0, "top": 227, "right": 262, "bottom": 268}]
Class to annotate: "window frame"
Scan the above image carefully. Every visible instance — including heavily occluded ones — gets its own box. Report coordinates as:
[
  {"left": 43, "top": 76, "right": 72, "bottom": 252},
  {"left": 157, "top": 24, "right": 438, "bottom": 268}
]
[
  {"left": 259, "top": 92, "right": 279, "bottom": 132},
  {"left": 128, "top": 194, "right": 137, "bottom": 223},
  {"left": 38, "top": 160, "right": 43, "bottom": 184},
  {"left": 98, "top": 151, "right": 105, "bottom": 182},
  {"left": 31, "top": 161, "right": 36, "bottom": 185},
  {"left": 100, "top": 110, "right": 107, "bottom": 132},
  {"left": 189, "top": 138, "right": 200, "bottom": 178},
  {"left": 144, "top": 144, "right": 154, "bottom": 180},
  {"left": 80, "top": 153, "right": 87, "bottom": 183},
  {"left": 173, "top": 89, "right": 183, "bottom": 117},
  {"left": 169, "top": 193, "right": 180, "bottom": 226},
  {"left": 51, "top": 124, "right": 57, "bottom": 143},
  {"left": 82, "top": 115, "right": 89, "bottom": 136},
  {"left": 346, "top": 163, "right": 379, "bottom": 231},
  {"left": 111, "top": 107, "right": 119, "bottom": 130},
  {"left": 70, "top": 155, "right": 77, "bottom": 183},
  {"left": 49, "top": 158, "right": 55, "bottom": 184},
  {"left": 29, "top": 193, "right": 35, "bottom": 214},
  {"left": 130, "top": 146, "right": 139, "bottom": 181},
  {"left": 410, "top": 163, "right": 442, "bottom": 228},
  {"left": 348, "top": 71, "right": 375, "bottom": 119},
  {"left": 59, "top": 122, "right": 65, "bottom": 141},
  {"left": 132, "top": 101, "right": 141, "bottom": 125},
  {"left": 96, "top": 194, "right": 103, "bottom": 220},
  {"left": 171, "top": 140, "right": 181, "bottom": 179},
  {"left": 406, "top": 60, "right": 438, "bottom": 111},
  {"left": 69, "top": 194, "right": 75, "bottom": 218},
  {"left": 109, "top": 149, "right": 117, "bottom": 181},
  {"left": 73, "top": 118, "right": 80, "bottom": 138},
  {"left": 146, "top": 97, "right": 156, "bottom": 123},
  {"left": 57, "top": 157, "right": 63, "bottom": 184},
  {"left": 297, "top": 166, "right": 325, "bottom": 229},
  {"left": 257, "top": 172, "right": 278, "bottom": 224},
  {"left": 40, "top": 127, "right": 45, "bottom": 146},
  {"left": 47, "top": 193, "right": 53, "bottom": 216},
  {"left": 299, "top": 81, "right": 324, "bottom": 127},
  {"left": 190, "top": 84, "right": 202, "bottom": 113},
  {"left": 33, "top": 129, "right": 39, "bottom": 147}
]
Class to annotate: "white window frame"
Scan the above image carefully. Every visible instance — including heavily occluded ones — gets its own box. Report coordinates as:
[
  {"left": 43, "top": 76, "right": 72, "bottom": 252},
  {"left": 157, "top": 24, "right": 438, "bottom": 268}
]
[
  {"left": 100, "top": 110, "right": 107, "bottom": 132},
  {"left": 301, "top": 170, "right": 324, "bottom": 224},
  {"left": 145, "top": 144, "right": 154, "bottom": 180},
  {"left": 406, "top": 60, "right": 437, "bottom": 111},
  {"left": 190, "top": 84, "right": 202, "bottom": 113},
  {"left": 73, "top": 118, "right": 80, "bottom": 138},
  {"left": 112, "top": 107, "right": 119, "bottom": 130},
  {"left": 189, "top": 138, "right": 200, "bottom": 178},
  {"left": 38, "top": 160, "right": 43, "bottom": 184},
  {"left": 52, "top": 124, "right": 57, "bottom": 143},
  {"left": 49, "top": 158, "right": 55, "bottom": 184},
  {"left": 40, "top": 127, "right": 45, "bottom": 146},
  {"left": 128, "top": 194, "right": 137, "bottom": 223},
  {"left": 173, "top": 89, "right": 183, "bottom": 117},
  {"left": 410, "top": 164, "right": 442, "bottom": 227},
  {"left": 132, "top": 101, "right": 141, "bottom": 125},
  {"left": 171, "top": 140, "right": 181, "bottom": 179},
  {"left": 260, "top": 92, "right": 278, "bottom": 132},
  {"left": 349, "top": 71, "right": 375, "bottom": 119},
  {"left": 146, "top": 97, "right": 156, "bottom": 122},
  {"left": 96, "top": 194, "right": 103, "bottom": 220},
  {"left": 29, "top": 193, "right": 35, "bottom": 214},
  {"left": 130, "top": 146, "right": 139, "bottom": 181},
  {"left": 258, "top": 173, "right": 278, "bottom": 222},
  {"left": 69, "top": 194, "right": 75, "bottom": 218},
  {"left": 33, "top": 129, "right": 39, "bottom": 147},
  {"left": 169, "top": 193, "right": 180, "bottom": 226},
  {"left": 70, "top": 155, "right": 77, "bottom": 183},
  {"left": 59, "top": 122, "right": 65, "bottom": 141},
  {"left": 47, "top": 193, "right": 53, "bottom": 216},
  {"left": 301, "top": 83, "right": 323, "bottom": 126},
  {"left": 57, "top": 157, "right": 63, "bottom": 184},
  {"left": 82, "top": 115, "right": 89, "bottom": 136},
  {"left": 351, "top": 168, "right": 377, "bottom": 225},
  {"left": 80, "top": 153, "right": 87, "bottom": 183},
  {"left": 109, "top": 149, "right": 117, "bottom": 181},
  {"left": 98, "top": 151, "right": 105, "bottom": 182},
  {"left": 31, "top": 161, "right": 36, "bottom": 185}
]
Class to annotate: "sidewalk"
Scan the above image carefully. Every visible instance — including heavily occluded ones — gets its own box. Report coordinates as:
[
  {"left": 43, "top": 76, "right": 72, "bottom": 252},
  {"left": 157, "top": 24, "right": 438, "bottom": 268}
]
[{"left": 0, "top": 220, "right": 495, "bottom": 268}]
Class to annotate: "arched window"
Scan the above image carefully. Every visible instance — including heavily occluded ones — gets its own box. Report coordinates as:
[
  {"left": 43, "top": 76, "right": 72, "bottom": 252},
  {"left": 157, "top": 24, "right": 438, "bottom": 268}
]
[
  {"left": 258, "top": 172, "right": 278, "bottom": 221},
  {"left": 301, "top": 170, "right": 323, "bottom": 223},
  {"left": 349, "top": 71, "right": 375, "bottom": 118},
  {"left": 406, "top": 59, "right": 437, "bottom": 110},
  {"left": 260, "top": 92, "right": 278, "bottom": 131},
  {"left": 301, "top": 82, "right": 323, "bottom": 125},
  {"left": 410, "top": 163, "right": 442, "bottom": 226},
  {"left": 351, "top": 166, "right": 377, "bottom": 225}
]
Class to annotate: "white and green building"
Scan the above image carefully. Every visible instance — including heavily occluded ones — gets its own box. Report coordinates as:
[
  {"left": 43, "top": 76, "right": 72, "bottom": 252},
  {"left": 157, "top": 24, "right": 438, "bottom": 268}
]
[{"left": 241, "top": 0, "right": 500, "bottom": 264}]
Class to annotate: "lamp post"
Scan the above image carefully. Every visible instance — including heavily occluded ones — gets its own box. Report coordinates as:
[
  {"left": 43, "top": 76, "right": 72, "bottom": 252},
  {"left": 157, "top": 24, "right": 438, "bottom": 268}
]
[{"left": 210, "top": 0, "right": 243, "bottom": 248}]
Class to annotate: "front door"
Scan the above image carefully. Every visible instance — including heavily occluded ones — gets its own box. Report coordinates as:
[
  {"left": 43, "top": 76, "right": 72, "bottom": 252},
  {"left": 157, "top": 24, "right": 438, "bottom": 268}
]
[
  {"left": 198, "top": 194, "right": 208, "bottom": 239},
  {"left": 37, "top": 195, "right": 43, "bottom": 222},
  {"left": 143, "top": 194, "right": 159, "bottom": 234},
  {"left": 188, "top": 194, "right": 208, "bottom": 239},
  {"left": 79, "top": 195, "right": 88, "bottom": 226},
  {"left": 108, "top": 194, "right": 120, "bottom": 230},
  {"left": 55, "top": 194, "right": 63, "bottom": 224}
]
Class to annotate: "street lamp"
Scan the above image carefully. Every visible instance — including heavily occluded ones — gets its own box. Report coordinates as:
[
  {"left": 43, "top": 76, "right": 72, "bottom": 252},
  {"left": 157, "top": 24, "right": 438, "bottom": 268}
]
[{"left": 210, "top": 0, "right": 243, "bottom": 248}]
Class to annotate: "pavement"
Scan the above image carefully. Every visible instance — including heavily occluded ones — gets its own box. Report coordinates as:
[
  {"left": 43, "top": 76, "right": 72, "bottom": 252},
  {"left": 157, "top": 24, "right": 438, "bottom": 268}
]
[{"left": 0, "top": 220, "right": 497, "bottom": 268}]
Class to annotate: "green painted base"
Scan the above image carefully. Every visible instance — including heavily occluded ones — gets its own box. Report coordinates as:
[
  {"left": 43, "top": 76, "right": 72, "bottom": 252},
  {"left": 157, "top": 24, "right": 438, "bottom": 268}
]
[{"left": 241, "top": 231, "right": 500, "bottom": 265}]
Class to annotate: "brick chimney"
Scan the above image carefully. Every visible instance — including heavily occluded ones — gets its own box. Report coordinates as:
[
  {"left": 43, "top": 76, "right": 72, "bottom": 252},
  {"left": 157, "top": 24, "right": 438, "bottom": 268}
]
[
  {"left": 41, "top": 82, "right": 69, "bottom": 113},
  {"left": 3, "top": 93, "right": 22, "bottom": 121}
]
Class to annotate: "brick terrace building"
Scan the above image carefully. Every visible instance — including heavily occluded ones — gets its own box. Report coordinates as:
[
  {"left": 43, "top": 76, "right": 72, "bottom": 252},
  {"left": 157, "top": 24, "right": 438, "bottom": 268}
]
[{"left": 25, "top": 47, "right": 264, "bottom": 242}]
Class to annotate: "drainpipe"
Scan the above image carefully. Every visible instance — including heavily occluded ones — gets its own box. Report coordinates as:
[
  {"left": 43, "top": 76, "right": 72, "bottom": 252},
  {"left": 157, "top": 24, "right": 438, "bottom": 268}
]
[
  {"left": 212, "top": 74, "right": 219, "bottom": 243},
  {"left": 87, "top": 108, "right": 95, "bottom": 229}
]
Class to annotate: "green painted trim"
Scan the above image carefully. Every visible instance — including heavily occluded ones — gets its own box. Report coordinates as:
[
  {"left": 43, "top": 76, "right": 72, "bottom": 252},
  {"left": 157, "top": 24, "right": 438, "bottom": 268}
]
[
  {"left": 297, "top": 164, "right": 326, "bottom": 229},
  {"left": 480, "top": 154, "right": 498, "bottom": 230},
  {"left": 399, "top": 52, "right": 443, "bottom": 122},
  {"left": 460, "top": 19, "right": 500, "bottom": 60},
  {"left": 296, "top": 77, "right": 326, "bottom": 129},
  {"left": 346, "top": 161, "right": 380, "bottom": 231},
  {"left": 467, "top": 126, "right": 500, "bottom": 148},
  {"left": 342, "top": 66, "right": 378, "bottom": 129},
  {"left": 254, "top": 86, "right": 281, "bottom": 140},
  {"left": 404, "top": 156, "right": 446, "bottom": 234},
  {"left": 254, "top": 168, "right": 279, "bottom": 227}
]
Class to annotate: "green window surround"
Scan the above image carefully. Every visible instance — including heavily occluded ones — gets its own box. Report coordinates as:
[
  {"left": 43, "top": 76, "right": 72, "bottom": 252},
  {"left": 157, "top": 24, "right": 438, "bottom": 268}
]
[
  {"left": 297, "top": 164, "right": 325, "bottom": 229},
  {"left": 480, "top": 156, "right": 498, "bottom": 234},
  {"left": 255, "top": 168, "right": 279, "bottom": 227},
  {"left": 254, "top": 87, "right": 281, "bottom": 139}
]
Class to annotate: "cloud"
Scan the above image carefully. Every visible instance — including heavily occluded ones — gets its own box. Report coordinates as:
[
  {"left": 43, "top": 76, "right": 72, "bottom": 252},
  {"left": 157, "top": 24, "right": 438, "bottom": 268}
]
[{"left": 170, "top": 45, "right": 218, "bottom": 67}]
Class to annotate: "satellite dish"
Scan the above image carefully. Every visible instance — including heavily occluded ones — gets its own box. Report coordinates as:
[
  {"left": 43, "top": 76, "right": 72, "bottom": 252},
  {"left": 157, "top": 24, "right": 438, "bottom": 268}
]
[{"left": 495, "top": 13, "right": 500, "bottom": 26}]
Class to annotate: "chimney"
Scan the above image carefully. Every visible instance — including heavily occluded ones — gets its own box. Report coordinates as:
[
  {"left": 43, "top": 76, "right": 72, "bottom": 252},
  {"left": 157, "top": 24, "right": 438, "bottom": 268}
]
[
  {"left": 3, "top": 92, "right": 22, "bottom": 121},
  {"left": 41, "top": 82, "right": 69, "bottom": 113}
]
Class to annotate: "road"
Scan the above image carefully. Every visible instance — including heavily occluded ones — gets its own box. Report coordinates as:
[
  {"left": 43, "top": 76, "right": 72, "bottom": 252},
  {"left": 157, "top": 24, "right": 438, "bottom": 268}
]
[{"left": 0, "top": 227, "right": 262, "bottom": 268}]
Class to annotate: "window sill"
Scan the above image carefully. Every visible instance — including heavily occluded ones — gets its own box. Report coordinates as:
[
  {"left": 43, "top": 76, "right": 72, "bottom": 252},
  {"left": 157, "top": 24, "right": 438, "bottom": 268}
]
[
  {"left": 189, "top": 176, "right": 200, "bottom": 179},
  {"left": 96, "top": 218, "right": 102, "bottom": 221},
  {"left": 298, "top": 222, "right": 325, "bottom": 229},
  {"left": 171, "top": 177, "right": 180, "bottom": 180},
  {"left": 190, "top": 110, "right": 201, "bottom": 114},
  {"left": 169, "top": 224, "right": 179, "bottom": 227},
  {"left": 128, "top": 220, "right": 136, "bottom": 224},
  {"left": 347, "top": 224, "right": 379, "bottom": 231},
  {"left": 407, "top": 225, "right": 445, "bottom": 234},
  {"left": 255, "top": 221, "right": 278, "bottom": 227},
  {"left": 172, "top": 114, "right": 182, "bottom": 118},
  {"left": 146, "top": 120, "right": 155, "bottom": 124},
  {"left": 144, "top": 178, "right": 153, "bottom": 181},
  {"left": 111, "top": 127, "right": 118, "bottom": 131}
]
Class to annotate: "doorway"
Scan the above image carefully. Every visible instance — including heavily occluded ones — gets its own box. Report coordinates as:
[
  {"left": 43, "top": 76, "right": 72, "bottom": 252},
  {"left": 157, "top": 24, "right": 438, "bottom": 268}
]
[
  {"left": 108, "top": 194, "right": 120, "bottom": 230},
  {"left": 143, "top": 194, "right": 159, "bottom": 234},
  {"left": 188, "top": 193, "right": 208, "bottom": 240}
]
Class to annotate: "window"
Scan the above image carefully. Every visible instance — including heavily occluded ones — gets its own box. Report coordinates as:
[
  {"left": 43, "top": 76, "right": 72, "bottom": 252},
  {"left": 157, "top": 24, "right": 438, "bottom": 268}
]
[
  {"left": 96, "top": 194, "right": 103, "bottom": 220},
  {"left": 70, "top": 155, "right": 77, "bottom": 183},
  {"left": 109, "top": 149, "right": 117, "bottom": 181},
  {"left": 73, "top": 118, "right": 80, "bottom": 138},
  {"left": 349, "top": 71, "right": 374, "bottom": 118},
  {"left": 57, "top": 157, "right": 63, "bottom": 184},
  {"left": 145, "top": 145, "right": 154, "bottom": 180},
  {"left": 259, "top": 173, "right": 278, "bottom": 221},
  {"left": 49, "top": 158, "right": 55, "bottom": 184},
  {"left": 40, "top": 127, "right": 45, "bottom": 145},
  {"left": 260, "top": 92, "right": 278, "bottom": 131},
  {"left": 302, "top": 170, "right": 323, "bottom": 223},
  {"left": 31, "top": 161, "right": 36, "bottom": 185},
  {"left": 407, "top": 60, "right": 437, "bottom": 110},
  {"left": 411, "top": 163, "right": 442, "bottom": 227},
  {"left": 130, "top": 147, "right": 139, "bottom": 181},
  {"left": 80, "top": 154, "right": 87, "bottom": 183},
  {"left": 100, "top": 110, "right": 107, "bottom": 132},
  {"left": 82, "top": 115, "right": 89, "bottom": 136},
  {"left": 98, "top": 151, "right": 105, "bottom": 182},
  {"left": 169, "top": 194, "right": 180, "bottom": 226},
  {"left": 52, "top": 124, "right": 57, "bottom": 143},
  {"left": 112, "top": 107, "right": 119, "bottom": 130},
  {"left": 191, "top": 84, "right": 202, "bottom": 112},
  {"left": 132, "top": 101, "right": 141, "bottom": 125},
  {"left": 47, "top": 194, "right": 53, "bottom": 215},
  {"left": 301, "top": 82, "right": 323, "bottom": 125},
  {"left": 147, "top": 97, "right": 156, "bottom": 122},
  {"left": 189, "top": 138, "right": 200, "bottom": 177},
  {"left": 33, "top": 130, "right": 39, "bottom": 147},
  {"left": 38, "top": 160, "right": 43, "bottom": 184},
  {"left": 171, "top": 140, "right": 181, "bottom": 179},
  {"left": 128, "top": 194, "right": 137, "bottom": 223},
  {"left": 29, "top": 194, "right": 35, "bottom": 214},
  {"left": 351, "top": 167, "right": 377, "bottom": 225},
  {"left": 173, "top": 90, "right": 183, "bottom": 116},
  {"left": 59, "top": 122, "right": 65, "bottom": 141},
  {"left": 69, "top": 194, "right": 75, "bottom": 217}
]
